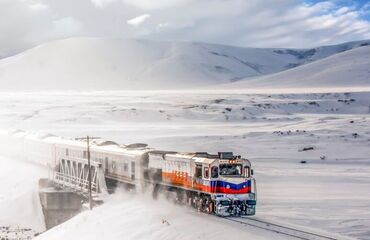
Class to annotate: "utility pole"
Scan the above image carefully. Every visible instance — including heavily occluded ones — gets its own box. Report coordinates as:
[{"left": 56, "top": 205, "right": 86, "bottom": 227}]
[
  {"left": 87, "top": 135, "right": 92, "bottom": 210},
  {"left": 76, "top": 135, "right": 100, "bottom": 210}
]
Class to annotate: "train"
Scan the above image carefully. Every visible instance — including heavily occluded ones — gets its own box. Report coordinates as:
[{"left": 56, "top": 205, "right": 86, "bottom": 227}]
[{"left": 0, "top": 130, "right": 257, "bottom": 217}]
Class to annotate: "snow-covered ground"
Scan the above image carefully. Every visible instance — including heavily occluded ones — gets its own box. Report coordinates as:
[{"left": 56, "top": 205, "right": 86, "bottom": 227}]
[
  {"left": 35, "top": 190, "right": 292, "bottom": 240},
  {"left": 0, "top": 90, "right": 369, "bottom": 239},
  {"left": 0, "top": 156, "right": 47, "bottom": 239}
]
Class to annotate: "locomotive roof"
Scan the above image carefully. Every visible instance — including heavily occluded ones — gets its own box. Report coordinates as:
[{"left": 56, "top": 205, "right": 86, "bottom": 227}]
[
  {"left": 194, "top": 157, "right": 216, "bottom": 164},
  {"left": 162, "top": 152, "right": 249, "bottom": 165},
  {"left": 165, "top": 152, "right": 217, "bottom": 164}
]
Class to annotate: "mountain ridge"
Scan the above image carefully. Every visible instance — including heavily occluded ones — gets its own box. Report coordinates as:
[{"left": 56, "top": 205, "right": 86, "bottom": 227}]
[
  {"left": 0, "top": 37, "right": 369, "bottom": 91},
  {"left": 223, "top": 45, "right": 370, "bottom": 90}
]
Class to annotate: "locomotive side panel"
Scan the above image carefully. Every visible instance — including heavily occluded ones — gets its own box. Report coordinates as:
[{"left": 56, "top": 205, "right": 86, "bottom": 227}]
[
  {"left": 166, "top": 156, "right": 192, "bottom": 188},
  {"left": 148, "top": 153, "right": 194, "bottom": 189}
]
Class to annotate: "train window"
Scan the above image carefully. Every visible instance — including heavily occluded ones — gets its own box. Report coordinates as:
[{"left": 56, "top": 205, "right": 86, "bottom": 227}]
[
  {"left": 204, "top": 167, "right": 209, "bottom": 179},
  {"left": 244, "top": 166, "right": 250, "bottom": 178},
  {"left": 124, "top": 162, "right": 128, "bottom": 172},
  {"left": 112, "top": 161, "right": 116, "bottom": 170},
  {"left": 131, "top": 162, "right": 135, "bottom": 180},
  {"left": 211, "top": 166, "right": 219, "bottom": 178},
  {"left": 219, "top": 164, "right": 242, "bottom": 176},
  {"left": 195, "top": 164, "right": 202, "bottom": 178}
]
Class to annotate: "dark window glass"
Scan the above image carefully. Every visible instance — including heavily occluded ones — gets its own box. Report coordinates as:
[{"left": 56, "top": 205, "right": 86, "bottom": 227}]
[
  {"left": 204, "top": 167, "right": 209, "bottom": 178},
  {"left": 211, "top": 166, "right": 219, "bottom": 178},
  {"left": 195, "top": 165, "right": 202, "bottom": 178},
  {"left": 219, "top": 164, "right": 242, "bottom": 176}
]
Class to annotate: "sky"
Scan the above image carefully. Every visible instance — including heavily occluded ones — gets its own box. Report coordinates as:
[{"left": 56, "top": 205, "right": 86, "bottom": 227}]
[{"left": 0, "top": 0, "right": 370, "bottom": 57}]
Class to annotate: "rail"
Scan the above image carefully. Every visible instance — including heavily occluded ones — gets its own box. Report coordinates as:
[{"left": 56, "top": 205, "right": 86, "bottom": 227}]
[{"left": 225, "top": 217, "right": 346, "bottom": 240}]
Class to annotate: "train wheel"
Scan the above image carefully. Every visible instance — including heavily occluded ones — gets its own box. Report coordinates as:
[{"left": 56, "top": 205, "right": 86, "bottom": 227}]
[
  {"left": 209, "top": 201, "right": 214, "bottom": 214},
  {"left": 175, "top": 190, "right": 186, "bottom": 204},
  {"left": 152, "top": 183, "right": 160, "bottom": 199},
  {"left": 186, "top": 192, "right": 192, "bottom": 206}
]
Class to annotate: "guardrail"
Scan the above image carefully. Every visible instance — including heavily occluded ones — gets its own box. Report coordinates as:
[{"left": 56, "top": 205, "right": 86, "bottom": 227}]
[{"left": 51, "top": 156, "right": 107, "bottom": 195}]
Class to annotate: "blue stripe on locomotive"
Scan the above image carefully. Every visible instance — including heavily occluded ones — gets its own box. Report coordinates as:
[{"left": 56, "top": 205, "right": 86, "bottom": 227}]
[{"left": 210, "top": 180, "right": 251, "bottom": 190}]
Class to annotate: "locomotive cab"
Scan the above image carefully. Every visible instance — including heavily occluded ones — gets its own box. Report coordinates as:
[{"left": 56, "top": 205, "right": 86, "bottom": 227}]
[{"left": 209, "top": 152, "right": 257, "bottom": 216}]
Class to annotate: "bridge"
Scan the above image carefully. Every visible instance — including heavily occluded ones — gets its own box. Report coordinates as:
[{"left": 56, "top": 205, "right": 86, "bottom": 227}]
[
  {"left": 51, "top": 156, "right": 108, "bottom": 197},
  {"left": 40, "top": 155, "right": 109, "bottom": 229}
]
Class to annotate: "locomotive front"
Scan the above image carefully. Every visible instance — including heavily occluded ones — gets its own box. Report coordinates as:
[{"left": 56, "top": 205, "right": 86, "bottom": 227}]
[
  {"left": 148, "top": 151, "right": 256, "bottom": 217},
  {"left": 210, "top": 152, "right": 256, "bottom": 216}
]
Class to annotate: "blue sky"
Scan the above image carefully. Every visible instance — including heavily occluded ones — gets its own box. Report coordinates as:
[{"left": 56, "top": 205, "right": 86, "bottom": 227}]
[{"left": 305, "top": 0, "right": 370, "bottom": 20}]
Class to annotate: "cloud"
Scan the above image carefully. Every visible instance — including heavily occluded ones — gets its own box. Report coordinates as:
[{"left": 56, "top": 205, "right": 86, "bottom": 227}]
[
  {"left": 0, "top": 0, "right": 370, "bottom": 58},
  {"left": 122, "top": 0, "right": 192, "bottom": 10},
  {"left": 53, "top": 17, "right": 83, "bottom": 36},
  {"left": 127, "top": 14, "right": 151, "bottom": 27},
  {"left": 28, "top": 2, "right": 49, "bottom": 11},
  {"left": 90, "top": 0, "right": 117, "bottom": 8}
]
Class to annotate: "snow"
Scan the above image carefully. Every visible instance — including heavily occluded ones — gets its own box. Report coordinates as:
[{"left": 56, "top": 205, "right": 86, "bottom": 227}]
[
  {"left": 0, "top": 90, "right": 369, "bottom": 239},
  {"left": 35, "top": 190, "right": 290, "bottom": 240},
  {"left": 0, "top": 37, "right": 369, "bottom": 240},
  {"left": 0, "top": 156, "right": 47, "bottom": 234},
  {"left": 0, "top": 38, "right": 369, "bottom": 91},
  {"left": 225, "top": 45, "right": 370, "bottom": 90}
]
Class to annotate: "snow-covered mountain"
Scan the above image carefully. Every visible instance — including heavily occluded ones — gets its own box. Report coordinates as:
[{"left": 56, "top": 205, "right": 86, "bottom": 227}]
[
  {"left": 225, "top": 45, "right": 370, "bottom": 89},
  {"left": 0, "top": 37, "right": 369, "bottom": 91}
]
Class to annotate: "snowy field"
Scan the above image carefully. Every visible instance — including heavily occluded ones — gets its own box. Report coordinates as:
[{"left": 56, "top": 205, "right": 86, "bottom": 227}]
[
  {"left": 0, "top": 156, "right": 47, "bottom": 239},
  {"left": 0, "top": 90, "right": 369, "bottom": 239}
]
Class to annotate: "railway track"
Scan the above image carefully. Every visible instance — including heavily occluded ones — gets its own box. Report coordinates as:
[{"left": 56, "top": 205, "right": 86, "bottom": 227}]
[{"left": 225, "top": 216, "right": 344, "bottom": 240}]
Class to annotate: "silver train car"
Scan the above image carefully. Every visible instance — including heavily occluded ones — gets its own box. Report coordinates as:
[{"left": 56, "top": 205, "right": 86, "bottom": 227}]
[{"left": 0, "top": 130, "right": 257, "bottom": 217}]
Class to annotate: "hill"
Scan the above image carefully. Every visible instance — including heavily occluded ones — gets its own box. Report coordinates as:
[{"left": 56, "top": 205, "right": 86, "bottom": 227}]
[
  {"left": 0, "top": 38, "right": 369, "bottom": 91},
  {"left": 225, "top": 45, "right": 370, "bottom": 90}
]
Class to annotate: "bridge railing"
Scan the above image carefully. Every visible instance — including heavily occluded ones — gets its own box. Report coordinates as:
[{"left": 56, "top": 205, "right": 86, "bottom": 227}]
[
  {"left": 51, "top": 156, "right": 108, "bottom": 195},
  {"left": 54, "top": 172, "right": 98, "bottom": 193}
]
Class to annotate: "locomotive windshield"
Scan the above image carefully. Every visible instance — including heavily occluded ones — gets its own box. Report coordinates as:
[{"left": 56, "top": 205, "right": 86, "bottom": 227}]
[{"left": 219, "top": 164, "right": 242, "bottom": 176}]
